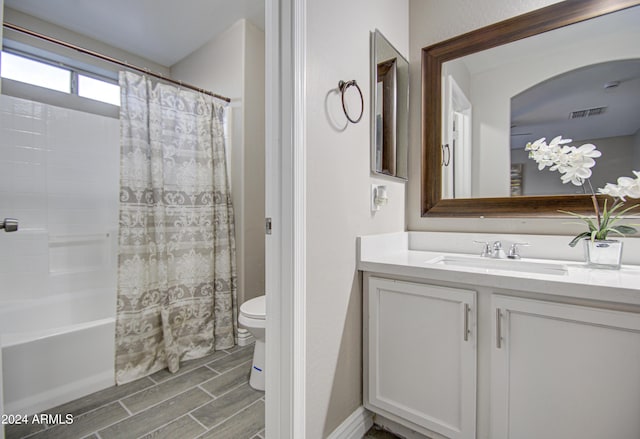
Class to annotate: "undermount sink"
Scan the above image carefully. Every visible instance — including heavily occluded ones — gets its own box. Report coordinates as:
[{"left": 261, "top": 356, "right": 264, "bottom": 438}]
[{"left": 427, "top": 255, "right": 568, "bottom": 276}]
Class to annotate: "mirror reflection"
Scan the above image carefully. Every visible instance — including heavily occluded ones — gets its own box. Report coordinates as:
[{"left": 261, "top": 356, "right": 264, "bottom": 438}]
[
  {"left": 372, "top": 29, "right": 408, "bottom": 180},
  {"left": 510, "top": 59, "right": 640, "bottom": 196},
  {"left": 440, "top": 5, "right": 640, "bottom": 199}
]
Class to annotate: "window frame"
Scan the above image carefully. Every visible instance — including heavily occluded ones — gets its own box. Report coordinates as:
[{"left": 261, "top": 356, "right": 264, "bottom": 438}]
[{"left": 1, "top": 46, "right": 120, "bottom": 115}]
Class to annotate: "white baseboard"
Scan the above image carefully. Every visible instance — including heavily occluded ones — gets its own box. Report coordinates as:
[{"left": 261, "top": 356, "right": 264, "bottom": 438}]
[{"left": 326, "top": 406, "right": 374, "bottom": 439}]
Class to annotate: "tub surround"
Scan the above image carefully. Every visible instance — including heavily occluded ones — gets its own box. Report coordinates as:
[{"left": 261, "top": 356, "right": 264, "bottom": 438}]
[{"left": 359, "top": 231, "right": 640, "bottom": 439}]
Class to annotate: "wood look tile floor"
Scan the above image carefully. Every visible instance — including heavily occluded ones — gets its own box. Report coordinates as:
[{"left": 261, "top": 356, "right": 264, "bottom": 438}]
[{"left": 5, "top": 344, "right": 264, "bottom": 439}]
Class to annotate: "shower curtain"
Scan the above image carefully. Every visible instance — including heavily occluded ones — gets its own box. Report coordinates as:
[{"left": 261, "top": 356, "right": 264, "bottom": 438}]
[{"left": 115, "top": 71, "right": 237, "bottom": 385}]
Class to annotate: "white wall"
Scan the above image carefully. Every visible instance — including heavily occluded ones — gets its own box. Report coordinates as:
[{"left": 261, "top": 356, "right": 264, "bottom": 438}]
[
  {"left": 171, "top": 20, "right": 266, "bottom": 306},
  {"left": 304, "top": 0, "right": 408, "bottom": 436}
]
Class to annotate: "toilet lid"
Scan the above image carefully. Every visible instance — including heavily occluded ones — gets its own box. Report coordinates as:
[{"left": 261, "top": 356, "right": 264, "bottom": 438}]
[{"left": 240, "top": 295, "right": 265, "bottom": 320}]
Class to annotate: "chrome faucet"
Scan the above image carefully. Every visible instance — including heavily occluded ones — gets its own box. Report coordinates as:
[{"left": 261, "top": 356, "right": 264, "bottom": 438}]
[
  {"left": 475, "top": 239, "right": 530, "bottom": 259},
  {"left": 492, "top": 241, "right": 506, "bottom": 259}
]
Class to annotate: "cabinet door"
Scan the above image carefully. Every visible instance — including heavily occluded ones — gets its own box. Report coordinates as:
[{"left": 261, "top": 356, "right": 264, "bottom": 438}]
[
  {"left": 491, "top": 295, "right": 640, "bottom": 439},
  {"left": 366, "top": 277, "right": 476, "bottom": 439}
]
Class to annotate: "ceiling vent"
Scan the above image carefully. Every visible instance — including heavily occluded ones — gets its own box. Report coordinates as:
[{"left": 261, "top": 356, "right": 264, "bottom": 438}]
[{"left": 569, "top": 106, "right": 607, "bottom": 119}]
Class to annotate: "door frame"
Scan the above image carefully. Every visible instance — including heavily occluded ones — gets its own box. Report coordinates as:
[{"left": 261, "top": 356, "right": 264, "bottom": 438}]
[{"left": 265, "top": 0, "right": 307, "bottom": 437}]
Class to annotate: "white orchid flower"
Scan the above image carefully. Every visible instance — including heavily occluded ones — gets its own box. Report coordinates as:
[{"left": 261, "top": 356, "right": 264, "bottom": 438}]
[
  {"left": 616, "top": 174, "right": 640, "bottom": 199},
  {"left": 547, "top": 136, "right": 573, "bottom": 148},
  {"left": 525, "top": 137, "right": 604, "bottom": 186},
  {"left": 596, "top": 172, "right": 640, "bottom": 201},
  {"left": 598, "top": 183, "right": 627, "bottom": 200},
  {"left": 574, "top": 143, "right": 602, "bottom": 158},
  {"left": 525, "top": 137, "right": 547, "bottom": 151},
  {"left": 527, "top": 136, "right": 640, "bottom": 245},
  {"left": 560, "top": 166, "right": 593, "bottom": 186}
]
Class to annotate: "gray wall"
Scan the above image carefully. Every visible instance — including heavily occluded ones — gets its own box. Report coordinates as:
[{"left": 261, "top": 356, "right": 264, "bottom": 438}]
[{"left": 303, "top": 0, "right": 408, "bottom": 436}]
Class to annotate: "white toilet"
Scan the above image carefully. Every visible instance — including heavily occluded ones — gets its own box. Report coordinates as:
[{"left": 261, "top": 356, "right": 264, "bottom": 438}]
[{"left": 238, "top": 295, "right": 266, "bottom": 391}]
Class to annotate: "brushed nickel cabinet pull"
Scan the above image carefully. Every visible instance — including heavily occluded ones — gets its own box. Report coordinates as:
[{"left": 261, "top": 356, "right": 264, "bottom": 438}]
[
  {"left": 463, "top": 303, "right": 470, "bottom": 342},
  {"left": 496, "top": 308, "right": 502, "bottom": 349}
]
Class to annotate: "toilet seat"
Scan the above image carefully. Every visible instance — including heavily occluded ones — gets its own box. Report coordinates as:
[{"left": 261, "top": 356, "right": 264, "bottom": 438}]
[{"left": 240, "top": 295, "right": 265, "bottom": 320}]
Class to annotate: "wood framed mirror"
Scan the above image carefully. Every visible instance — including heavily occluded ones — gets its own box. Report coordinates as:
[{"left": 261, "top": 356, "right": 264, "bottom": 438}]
[{"left": 421, "top": 0, "right": 640, "bottom": 217}]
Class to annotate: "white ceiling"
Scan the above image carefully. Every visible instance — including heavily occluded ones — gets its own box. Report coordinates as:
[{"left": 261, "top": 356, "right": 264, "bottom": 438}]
[{"left": 4, "top": 0, "right": 265, "bottom": 66}]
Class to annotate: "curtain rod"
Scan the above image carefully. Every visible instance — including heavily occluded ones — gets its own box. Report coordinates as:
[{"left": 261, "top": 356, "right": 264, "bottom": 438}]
[{"left": 2, "top": 22, "right": 231, "bottom": 103}]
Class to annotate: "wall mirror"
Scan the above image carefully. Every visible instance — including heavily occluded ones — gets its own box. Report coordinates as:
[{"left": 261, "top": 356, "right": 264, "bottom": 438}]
[
  {"left": 372, "top": 29, "right": 409, "bottom": 180},
  {"left": 422, "top": 0, "right": 640, "bottom": 216}
]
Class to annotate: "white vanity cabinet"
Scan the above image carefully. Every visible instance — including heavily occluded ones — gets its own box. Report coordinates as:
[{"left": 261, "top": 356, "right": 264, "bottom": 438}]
[
  {"left": 359, "top": 232, "right": 640, "bottom": 439},
  {"left": 364, "top": 277, "right": 477, "bottom": 439},
  {"left": 491, "top": 295, "right": 640, "bottom": 439}
]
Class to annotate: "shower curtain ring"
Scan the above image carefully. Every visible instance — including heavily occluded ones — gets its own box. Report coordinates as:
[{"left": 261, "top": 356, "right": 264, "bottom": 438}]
[{"left": 338, "top": 80, "right": 364, "bottom": 123}]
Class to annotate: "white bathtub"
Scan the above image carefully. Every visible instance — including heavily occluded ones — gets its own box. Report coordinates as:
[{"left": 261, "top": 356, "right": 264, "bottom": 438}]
[{"left": 0, "top": 289, "right": 116, "bottom": 415}]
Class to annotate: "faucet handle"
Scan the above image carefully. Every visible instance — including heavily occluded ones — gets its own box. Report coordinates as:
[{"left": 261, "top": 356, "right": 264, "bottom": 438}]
[
  {"left": 473, "top": 240, "right": 491, "bottom": 257},
  {"left": 508, "top": 242, "right": 530, "bottom": 259}
]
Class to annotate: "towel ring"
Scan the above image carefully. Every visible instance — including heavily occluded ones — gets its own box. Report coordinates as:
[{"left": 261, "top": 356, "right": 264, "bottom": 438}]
[{"left": 338, "top": 80, "right": 364, "bottom": 123}]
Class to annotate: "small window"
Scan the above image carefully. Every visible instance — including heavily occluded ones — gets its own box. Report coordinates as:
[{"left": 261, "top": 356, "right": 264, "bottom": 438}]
[
  {"left": 1, "top": 51, "right": 71, "bottom": 93},
  {"left": 78, "top": 74, "right": 120, "bottom": 106}
]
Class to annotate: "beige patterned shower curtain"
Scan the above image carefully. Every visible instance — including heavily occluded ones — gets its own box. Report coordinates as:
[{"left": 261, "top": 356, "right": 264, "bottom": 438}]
[{"left": 115, "top": 71, "right": 237, "bottom": 384}]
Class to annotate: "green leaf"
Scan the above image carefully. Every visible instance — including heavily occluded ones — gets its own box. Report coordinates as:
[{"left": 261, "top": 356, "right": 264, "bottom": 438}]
[
  {"left": 614, "top": 203, "right": 640, "bottom": 218},
  {"left": 569, "top": 231, "right": 591, "bottom": 247},
  {"left": 558, "top": 209, "right": 588, "bottom": 219},
  {"left": 608, "top": 201, "right": 624, "bottom": 215},
  {"left": 559, "top": 210, "right": 598, "bottom": 231},
  {"left": 611, "top": 225, "right": 638, "bottom": 235},
  {"left": 607, "top": 204, "right": 640, "bottom": 232},
  {"left": 607, "top": 228, "right": 626, "bottom": 238}
]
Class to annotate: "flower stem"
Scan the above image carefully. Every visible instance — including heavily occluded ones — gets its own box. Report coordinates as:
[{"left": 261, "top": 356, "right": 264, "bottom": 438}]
[{"left": 586, "top": 179, "right": 601, "bottom": 228}]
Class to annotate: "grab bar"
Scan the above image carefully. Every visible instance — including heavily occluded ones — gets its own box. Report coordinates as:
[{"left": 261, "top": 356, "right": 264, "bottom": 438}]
[
  {"left": 1, "top": 218, "right": 18, "bottom": 232},
  {"left": 49, "top": 232, "right": 110, "bottom": 244}
]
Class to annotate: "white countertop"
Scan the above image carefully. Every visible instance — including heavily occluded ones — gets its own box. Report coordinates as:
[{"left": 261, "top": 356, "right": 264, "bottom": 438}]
[{"left": 358, "top": 232, "right": 640, "bottom": 306}]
